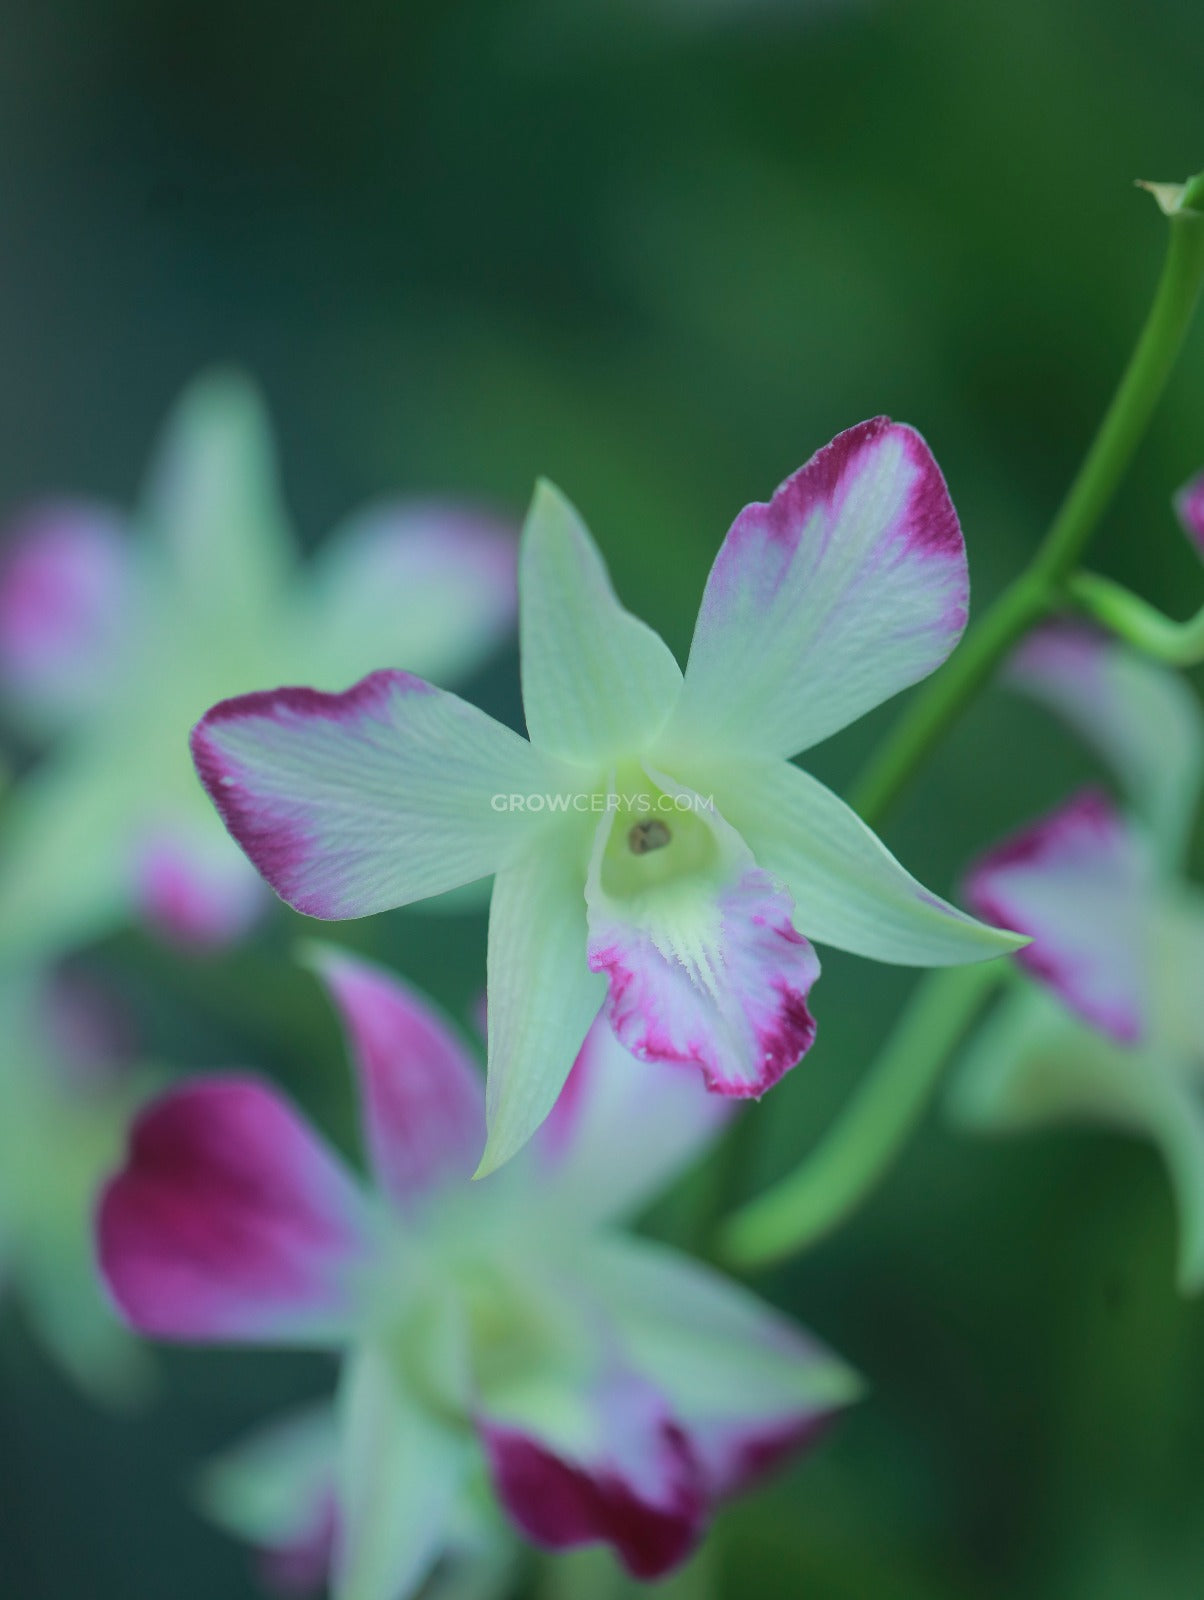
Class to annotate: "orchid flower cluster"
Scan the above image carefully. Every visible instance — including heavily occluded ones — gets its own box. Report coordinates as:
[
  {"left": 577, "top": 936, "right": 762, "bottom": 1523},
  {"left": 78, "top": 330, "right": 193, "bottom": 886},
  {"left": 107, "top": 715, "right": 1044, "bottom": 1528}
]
[{"left": 2, "top": 174, "right": 1204, "bottom": 1600}]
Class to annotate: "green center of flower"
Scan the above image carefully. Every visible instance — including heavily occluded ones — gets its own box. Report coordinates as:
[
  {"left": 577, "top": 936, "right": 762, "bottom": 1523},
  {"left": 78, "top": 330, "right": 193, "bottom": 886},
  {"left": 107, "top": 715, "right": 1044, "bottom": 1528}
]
[{"left": 600, "top": 769, "right": 719, "bottom": 901}]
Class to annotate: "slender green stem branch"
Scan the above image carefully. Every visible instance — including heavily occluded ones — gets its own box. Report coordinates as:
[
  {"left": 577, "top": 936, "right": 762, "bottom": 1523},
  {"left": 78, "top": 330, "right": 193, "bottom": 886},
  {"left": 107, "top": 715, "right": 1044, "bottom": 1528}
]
[
  {"left": 1068, "top": 570, "right": 1204, "bottom": 664},
  {"left": 720, "top": 962, "right": 1004, "bottom": 1267},
  {"left": 852, "top": 177, "right": 1204, "bottom": 826}
]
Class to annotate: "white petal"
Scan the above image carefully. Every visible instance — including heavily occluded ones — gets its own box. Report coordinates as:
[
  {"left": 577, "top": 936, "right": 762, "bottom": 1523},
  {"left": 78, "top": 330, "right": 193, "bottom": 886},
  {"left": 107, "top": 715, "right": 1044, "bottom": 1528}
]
[
  {"left": 706, "top": 755, "right": 1023, "bottom": 965},
  {"left": 478, "top": 826, "right": 606, "bottom": 1176},
  {"left": 519, "top": 480, "right": 682, "bottom": 764},
  {"left": 192, "top": 671, "right": 573, "bottom": 918},
  {"left": 665, "top": 418, "right": 967, "bottom": 760}
]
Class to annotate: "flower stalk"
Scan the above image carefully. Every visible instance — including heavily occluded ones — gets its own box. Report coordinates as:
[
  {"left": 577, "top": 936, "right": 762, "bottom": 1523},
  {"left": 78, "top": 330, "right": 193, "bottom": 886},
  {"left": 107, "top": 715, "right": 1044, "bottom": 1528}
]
[
  {"left": 852, "top": 170, "right": 1204, "bottom": 826},
  {"left": 1068, "top": 570, "right": 1204, "bottom": 664}
]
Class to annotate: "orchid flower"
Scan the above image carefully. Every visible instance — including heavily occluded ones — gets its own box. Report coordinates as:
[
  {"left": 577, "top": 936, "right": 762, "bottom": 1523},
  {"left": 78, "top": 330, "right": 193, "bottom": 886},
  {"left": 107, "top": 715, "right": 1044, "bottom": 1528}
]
[
  {"left": 949, "top": 619, "right": 1204, "bottom": 1291},
  {"left": 0, "top": 969, "right": 150, "bottom": 1398},
  {"left": 197, "top": 1402, "right": 517, "bottom": 1600},
  {"left": 191, "top": 418, "right": 1021, "bottom": 1172},
  {"left": 97, "top": 948, "right": 860, "bottom": 1599},
  {"left": 0, "top": 369, "right": 516, "bottom": 962}
]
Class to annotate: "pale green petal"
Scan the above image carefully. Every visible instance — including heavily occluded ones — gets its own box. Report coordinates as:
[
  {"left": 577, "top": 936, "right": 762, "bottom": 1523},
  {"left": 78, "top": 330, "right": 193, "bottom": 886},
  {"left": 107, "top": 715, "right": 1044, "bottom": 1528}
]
[
  {"left": 335, "top": 1343, "right": 470, "bottom": 1600},
  {"left": 701, "top": 755, "right": 1023, "bottom": 966},
  {"left": 519, "top": 480, "right": 682, "bottom": 765},
  {"left": 139, "top": 368, "right": 295, "bottom": 624},
  {"left": 579, "top": 1233, "right": 863, "bottom": 1423},
  {"left": 0, "top": 745, "right": 135, "bottom": 967},
  {"left": 1153, "top": 889, "right": 1204, "bottom": 1060},
  {"left": 298, "top": 501, "right": 516, "bottom": 690},
  {"left": 19, "top": 1248, "right": 153, "bottom": 1404},
  {"left": 196, "top": 1404, "right": 338, "bottom": 1549},
  {"left": 478, "top": 823, "right": 606, "bottom": 1176},
  {"left": 947, "top": 984, "right": 1134, "bottom": 1134},
  {"left": 949, "top": 983, "right": 1204, "bottom": 1295}
]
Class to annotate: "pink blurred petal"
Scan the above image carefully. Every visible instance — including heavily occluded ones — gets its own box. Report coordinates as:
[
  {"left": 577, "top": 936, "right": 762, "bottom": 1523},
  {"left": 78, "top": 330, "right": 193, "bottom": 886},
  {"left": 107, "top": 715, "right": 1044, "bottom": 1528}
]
[
  {"left": 310, "top": 947, "right": 486, "bottom": 1208},
  {"left": 480, "top": 1376, "right": 706, "bottom": 1580},
  {"left": 135, "top": 829, "right": 268, "bottom": 948},
  {"left": 964, "top": 788, "right": 1153, "bottom": 1044},
  {"left": 98, "top": 1077, "right": 373, "bottom": 1343},
  {"left": 0, "top": 499, "right": 131, "bottom": 722}
]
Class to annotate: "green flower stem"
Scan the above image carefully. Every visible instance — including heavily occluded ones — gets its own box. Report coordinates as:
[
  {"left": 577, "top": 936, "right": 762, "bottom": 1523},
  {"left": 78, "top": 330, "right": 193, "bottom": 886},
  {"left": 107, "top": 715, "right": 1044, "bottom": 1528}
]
[
  {"left": 720, "top": 962, "right": 1004, "bottom": 1268},
  {"left": 1068, "top": 570, "right": 1204, "bottom": 664},
  {"left": 852, "top": 173, "right": 1204, "bottom": 827}
]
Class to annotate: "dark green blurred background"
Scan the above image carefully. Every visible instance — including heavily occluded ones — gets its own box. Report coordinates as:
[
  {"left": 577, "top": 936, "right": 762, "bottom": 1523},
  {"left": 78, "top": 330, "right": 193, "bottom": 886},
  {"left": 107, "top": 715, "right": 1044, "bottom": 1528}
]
[{"left": 2, "top": 1, "right": 1203, "bottom": 1595}]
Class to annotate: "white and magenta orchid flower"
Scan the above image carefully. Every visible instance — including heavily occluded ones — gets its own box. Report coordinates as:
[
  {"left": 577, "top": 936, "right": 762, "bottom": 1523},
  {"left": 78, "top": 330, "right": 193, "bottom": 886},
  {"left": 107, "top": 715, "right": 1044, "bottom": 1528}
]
[
  {"left": 949, "top": 619, "right": 1204, "bottom": 1292},
  {"left": 191, "top": 418, "right": 1021, "bottom": 1173},
  {"left": 0, "top": 969, "right": 150, "bottom": 1398},
  {"left": 97, "top": 948, "right": 860, "bottom": 1599},
  {"left": 197, "top": 1401, "right": 517, "bottom": 1600},
  {"left": 0, "top": 369, "right": 516, "bottom": 962}
]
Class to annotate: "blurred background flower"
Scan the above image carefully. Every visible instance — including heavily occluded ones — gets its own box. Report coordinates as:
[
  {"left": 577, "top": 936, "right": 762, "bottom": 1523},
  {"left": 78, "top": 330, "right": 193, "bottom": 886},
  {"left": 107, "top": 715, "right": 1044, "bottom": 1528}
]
[
  {"left": 1, "top": 0, "right": 1203, "bottom": 1596},
  {"left": 98, "top": 952, "right": 857, "bottom": 1598},
  {"left": 952, "top": 623, "right": 1204, "bottom": 1292},
  {"left": 0, "top": 371, "right": 517, "bottom": 962}
]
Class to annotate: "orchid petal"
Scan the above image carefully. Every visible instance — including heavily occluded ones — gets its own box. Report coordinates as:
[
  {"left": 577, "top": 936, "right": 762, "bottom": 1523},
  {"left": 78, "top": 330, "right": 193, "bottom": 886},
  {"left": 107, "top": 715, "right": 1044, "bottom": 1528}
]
[
  {"left": 0, "top": 499, "right": 132, "bottom": 732},
  {"left": 308, "top": 946, "right": 485, "bottom": 1209},
  {"left": 302, "top": 500, "right": 517, "bottom": 689},
  {"left": 140, "top": 369, "right": 294, "bottom": 621},
  {"left": 964, "top": 789, "right": 1154, "bottom": 1044},
  {"left": 1155, "top": 891, "right": 1204, "bottom": 1059},
  {"left": 666, "top": 418, "right": 967, "bottom": 760},
  {"left": 479, "top": 1370, "right": 706, "bottom": 1580},
  {"left": 98, "top": 1077, "right": 373, "bottom": 1345},
  {"left": 584, "top": 775, "right": 819, "bottom": 1097},
  {"left": 518, "top": 480, "right": 683, "bottom": 764},
  {"left": 0, "top": 748, "right": 139, "bottom": 966},
  {"left": 19, "top": 1245, "right": 152, "bottom": 1405},
  {"left": 1173, "top": 468, "right": 1204, "bottom": 559},
  {"left": 192, "top": 670, "right": 569, "bottom": 919},
  {"left": 478, "top": 825, "right": 606, "bottom": 1176},
  {"left": 198, "top": 1405, "right": 338, "bottom": 1596},
  {"left": 579, "top": 1235, "right": 860, "bottom": 1500},
  {"left": 134, "top": 823, "right": 268, "bottom": 948},
  {"left": 334, "top": 1343, "right": 469, "bottom": 1600},
  {"left": 711, "top": 755, "right": 1023, "bottom": 965},
  {"left": 1007, "top": 621, "right": 1204, "bottom": 866},
  {"left": 949, "top": 985, "right": 1204, "bottom": 1293},
  {"left": 536, "top": 1014, "right": 730, "bottom": 1225}
]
